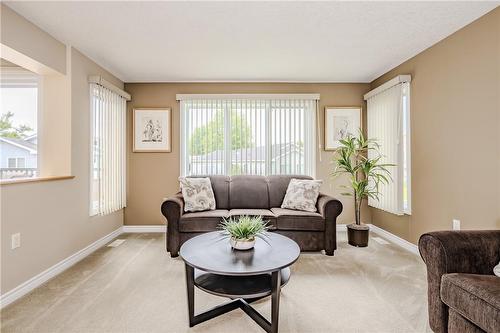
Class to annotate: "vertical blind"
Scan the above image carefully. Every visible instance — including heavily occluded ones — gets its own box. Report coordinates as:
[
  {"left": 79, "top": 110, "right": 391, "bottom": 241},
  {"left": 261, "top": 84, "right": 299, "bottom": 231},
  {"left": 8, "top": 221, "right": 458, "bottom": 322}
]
[
  {"left": 179, "top": 95, "right": 317, "bottom": 177},
  {"left": 90, "top": 83, "right": 127, "bottom": 215},
  {"left": 366, "top": 80, "right": 411, "bottom": 215}
]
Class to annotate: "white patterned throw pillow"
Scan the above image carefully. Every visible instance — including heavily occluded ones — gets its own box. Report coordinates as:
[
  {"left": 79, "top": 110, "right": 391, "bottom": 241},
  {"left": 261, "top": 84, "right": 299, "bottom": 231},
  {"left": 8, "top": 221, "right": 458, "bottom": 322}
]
[
  {"left": 281, "top": 179, "right": 322, "bottom": 212},
  {"left": 179, "top": 177, "right": 216, "bottom": 212}
]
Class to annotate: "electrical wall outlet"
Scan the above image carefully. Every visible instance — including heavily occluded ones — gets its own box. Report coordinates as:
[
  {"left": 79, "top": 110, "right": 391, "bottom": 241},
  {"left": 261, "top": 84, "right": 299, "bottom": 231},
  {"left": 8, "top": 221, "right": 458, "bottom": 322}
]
[
  {"left": 452, "top": 219, "right": 461, "bottom": 230},
  {"left": 11, "top": 233, "right": 21, "bottom": 249}
]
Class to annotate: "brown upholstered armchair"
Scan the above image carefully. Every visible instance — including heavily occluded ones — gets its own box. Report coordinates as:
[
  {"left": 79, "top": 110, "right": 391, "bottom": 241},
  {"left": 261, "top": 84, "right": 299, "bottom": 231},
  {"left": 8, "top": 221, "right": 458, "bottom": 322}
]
[
  {"left": 419, "top": 231, "right": 500, "bottom": 333},
  {"left": 161, "top": 175, "right": 343, "bottom": 257}
]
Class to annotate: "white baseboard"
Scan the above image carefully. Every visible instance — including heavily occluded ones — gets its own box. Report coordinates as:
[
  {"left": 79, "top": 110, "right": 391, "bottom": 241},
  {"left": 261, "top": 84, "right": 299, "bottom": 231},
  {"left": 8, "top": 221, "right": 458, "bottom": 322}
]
[
  {"left": 368, "top": 224, "right": 419, "bottom": 255},
  {"left": 0, "top": 227, "right": 122, "bottom": 309},
  {"left": 122, "top": 225, "right": 166, "bottom": 233}
]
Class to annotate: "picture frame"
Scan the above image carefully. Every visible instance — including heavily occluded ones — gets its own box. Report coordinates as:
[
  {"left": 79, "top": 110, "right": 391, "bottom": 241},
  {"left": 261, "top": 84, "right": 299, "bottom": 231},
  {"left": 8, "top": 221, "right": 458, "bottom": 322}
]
[
  {"left": 133, "top": 108, "right": 172, "bottom": 152},
  {"left": 324, "top": 106, "right": 362, "bottom": 150}
]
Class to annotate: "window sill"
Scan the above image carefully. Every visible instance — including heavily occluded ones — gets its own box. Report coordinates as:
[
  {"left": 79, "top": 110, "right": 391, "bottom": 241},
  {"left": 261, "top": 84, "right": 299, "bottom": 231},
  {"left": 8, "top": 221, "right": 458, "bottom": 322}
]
[{"left": 0, "top": 175, "right": 75, "bottom": 186}]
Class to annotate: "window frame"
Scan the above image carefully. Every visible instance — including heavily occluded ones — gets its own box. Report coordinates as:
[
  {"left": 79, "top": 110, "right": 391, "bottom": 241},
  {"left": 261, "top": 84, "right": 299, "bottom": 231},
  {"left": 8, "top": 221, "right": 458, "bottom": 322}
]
[{"left": 179, "top": 95, "right": 317, "bottom": 178}]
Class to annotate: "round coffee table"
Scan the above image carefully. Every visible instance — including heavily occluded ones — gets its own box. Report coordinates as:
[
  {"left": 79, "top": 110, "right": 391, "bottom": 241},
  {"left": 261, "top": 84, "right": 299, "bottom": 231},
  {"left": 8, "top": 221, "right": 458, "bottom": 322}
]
[{"left": 180, "top": 231, "right": 300, "bottom": 333}]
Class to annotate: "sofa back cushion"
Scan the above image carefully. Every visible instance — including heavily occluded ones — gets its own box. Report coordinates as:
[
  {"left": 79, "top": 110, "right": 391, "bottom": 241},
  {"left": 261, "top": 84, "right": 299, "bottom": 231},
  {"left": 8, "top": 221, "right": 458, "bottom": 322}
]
[
  {"left": 267, "top": 175, "right": 313, "bottom": 208},
  {"left": 229, "top": 175, "right": 269, "bottom": 209},
  {"left": 189, "top": 174, "right": 315, "bottom": 209},
  {"left": 209, "top": 175, "right": 230, "bottom": 209},
  {"left": 187, "top": 175, "right": 230, "bottom": 209}
]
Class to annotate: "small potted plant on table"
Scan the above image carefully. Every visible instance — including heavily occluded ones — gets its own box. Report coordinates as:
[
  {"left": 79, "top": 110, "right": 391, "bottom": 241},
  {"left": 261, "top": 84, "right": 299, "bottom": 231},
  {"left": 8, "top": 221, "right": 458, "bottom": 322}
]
[
  {"left": 219, "top": 215, "right": 269, "bottom": 250},
  {"left": 332, "top": 131, "right": 393, "bottom": 247}
]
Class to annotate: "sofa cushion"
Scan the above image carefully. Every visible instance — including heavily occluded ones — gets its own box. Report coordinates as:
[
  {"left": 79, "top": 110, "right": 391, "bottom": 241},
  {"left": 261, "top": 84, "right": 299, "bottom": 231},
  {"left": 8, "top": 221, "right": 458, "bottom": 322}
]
[
  {"left": 229, "top": 175, "right": 269, "bottom": 209},
  {"left": 271, "top": 207, "right": 325, "bottom": 231},
  {"left": 179, "top": 209, "right": 229, "bottom": 232},
  {"left": 229, "top": 209, "right": 277, "bottom": 229},
  {"left": 441, "top": 273, "right": 500, "bottom": 333},
  {"left": 179, "top": 177, "right": 216, "bottom": 212},
  {"left": 267, "top": 175, "right": 313, "bottom": 208},
  {"left": 281, "top": 179, "right": 322, "bottom": 212},
  {"left": 209, "top": 175, "right": 230, "bottom": 209}
]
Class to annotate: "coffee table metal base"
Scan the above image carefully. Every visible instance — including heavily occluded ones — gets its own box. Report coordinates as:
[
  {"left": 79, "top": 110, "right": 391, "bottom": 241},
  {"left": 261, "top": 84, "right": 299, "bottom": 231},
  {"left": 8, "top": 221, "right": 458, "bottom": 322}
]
[{"left": 185, "top": 264, "right": 282, "bottom": 333}]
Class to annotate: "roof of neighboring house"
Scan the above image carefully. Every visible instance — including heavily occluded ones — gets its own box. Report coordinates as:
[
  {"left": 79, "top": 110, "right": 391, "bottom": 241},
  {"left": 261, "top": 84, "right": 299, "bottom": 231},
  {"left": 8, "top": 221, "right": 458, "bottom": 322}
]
[
  {"left": 0, "top": 137, "right": 37, "bottom": 153},
  {"left": 191, "top": 143, "right": 303, "bottom": 161},
  {"left": 24, "top": 134, "right": 37, "bottom": 142}
]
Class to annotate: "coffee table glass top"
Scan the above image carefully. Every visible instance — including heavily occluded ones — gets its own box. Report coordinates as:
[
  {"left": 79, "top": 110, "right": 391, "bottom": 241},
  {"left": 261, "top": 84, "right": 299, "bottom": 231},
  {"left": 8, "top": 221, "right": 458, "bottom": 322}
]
[{"left": 180, "top": 232, "right": 300, "bottom": 276}]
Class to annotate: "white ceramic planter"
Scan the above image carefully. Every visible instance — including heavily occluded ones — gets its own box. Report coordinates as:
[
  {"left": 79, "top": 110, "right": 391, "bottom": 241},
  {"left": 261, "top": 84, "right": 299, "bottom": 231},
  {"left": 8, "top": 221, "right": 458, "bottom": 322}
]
[{"left": 230, "top": 237, "right": 256, "bottom": 250}]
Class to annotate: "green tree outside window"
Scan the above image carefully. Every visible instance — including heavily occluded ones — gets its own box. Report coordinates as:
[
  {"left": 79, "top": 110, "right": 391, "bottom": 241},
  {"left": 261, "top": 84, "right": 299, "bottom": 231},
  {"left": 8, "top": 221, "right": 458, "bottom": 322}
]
[{"left": 189, "top": 110, "right": 253, "bottom": 155}]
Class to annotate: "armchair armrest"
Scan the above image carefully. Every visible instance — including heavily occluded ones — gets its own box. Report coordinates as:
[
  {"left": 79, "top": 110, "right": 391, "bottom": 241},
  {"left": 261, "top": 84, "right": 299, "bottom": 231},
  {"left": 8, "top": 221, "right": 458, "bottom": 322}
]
[
  {"left": 419, "top": 231, "right": 500, "bottom": 275},
  {"left": 418, "top": 230, "right": 500, "bottom": 333},
  {"left": 316, "top": 193, "right": 343, "bottom": 220}
]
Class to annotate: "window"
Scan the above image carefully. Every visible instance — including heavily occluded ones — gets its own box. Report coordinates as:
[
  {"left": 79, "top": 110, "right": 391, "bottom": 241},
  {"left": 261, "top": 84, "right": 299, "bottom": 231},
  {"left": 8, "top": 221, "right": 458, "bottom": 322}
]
[
  {"left": 179, "top": 95, "right": 318, "bottom": 177},
  {"left": 90, "top": 80, "right": 128, "bottom": 216},
  {"left": 7, "top": 157, "right": 26, "bottom": 168},
  {"left": 0, "top": 65, "right": 39, "bottom": 180},
  {"left": 365, "top": 76, "right": 411, "bottom": 215}
]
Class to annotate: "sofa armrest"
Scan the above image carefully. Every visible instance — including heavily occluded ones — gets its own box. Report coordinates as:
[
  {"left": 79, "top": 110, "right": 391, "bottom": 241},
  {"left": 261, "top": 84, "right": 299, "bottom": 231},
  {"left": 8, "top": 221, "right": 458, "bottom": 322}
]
[
  {"left": 418, "top": 230, "right": 500, "bottom": 333},
  {"left": 161, "top": 192, "right": 184, "bottom": 230},
  {"left": 317, "top": 193, "right": 343, "bottom": 256},
  {"left": 316, "top": 193, "right": 343, "bottom": 221}
]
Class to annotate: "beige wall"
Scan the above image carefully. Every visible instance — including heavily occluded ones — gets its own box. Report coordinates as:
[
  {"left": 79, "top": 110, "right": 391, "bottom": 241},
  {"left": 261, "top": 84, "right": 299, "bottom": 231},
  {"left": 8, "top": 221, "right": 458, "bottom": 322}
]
[
  {"left": 0, "top": 10, "right": 124, "bottom": 293},
  {"left": 1, "top": 3, "right": 72, "bottom": 177},
  {"left": 39, "top": 71, "right": 72, "bottom": 177},
  {"left": 370, "top": 7, "right": 500, "bottom": 244},
  {"left": 124, "top": 83, "right": 371, "bottom": 226},
  {"left": 0, "top": 4, "right": 66, "bottom": 75}
]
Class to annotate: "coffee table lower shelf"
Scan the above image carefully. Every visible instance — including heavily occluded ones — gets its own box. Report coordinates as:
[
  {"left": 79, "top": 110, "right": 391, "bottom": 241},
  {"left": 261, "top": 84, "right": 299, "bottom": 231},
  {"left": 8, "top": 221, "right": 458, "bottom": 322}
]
[
  {"left": 194, "top": 267, "right": 290, "bottom": 299},
  {"left": 185, "top": 264, "right": 289, "bottom": 333}
]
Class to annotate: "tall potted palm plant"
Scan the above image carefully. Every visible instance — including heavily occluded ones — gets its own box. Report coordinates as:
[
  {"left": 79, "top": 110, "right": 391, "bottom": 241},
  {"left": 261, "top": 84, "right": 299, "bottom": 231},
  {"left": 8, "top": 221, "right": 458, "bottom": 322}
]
[{"left": 332, "top": 131, "right": 393, "bottom": 247}]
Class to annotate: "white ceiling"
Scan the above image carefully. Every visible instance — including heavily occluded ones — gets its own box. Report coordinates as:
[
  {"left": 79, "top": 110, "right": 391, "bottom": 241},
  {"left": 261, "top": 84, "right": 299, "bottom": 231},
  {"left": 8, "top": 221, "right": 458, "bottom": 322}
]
[{"left": 5, "top": 1, "right": 499, "bottom": 83}]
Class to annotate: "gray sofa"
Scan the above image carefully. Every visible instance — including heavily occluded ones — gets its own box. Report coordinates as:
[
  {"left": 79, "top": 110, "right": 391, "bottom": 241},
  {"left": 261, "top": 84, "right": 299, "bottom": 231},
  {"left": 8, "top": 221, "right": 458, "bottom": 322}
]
[
  {"left": 161, "top": 175, "right": 343, "bottom": 257},
  {"left": 419, "top": 231, "right": 500, "bottom": 333}
]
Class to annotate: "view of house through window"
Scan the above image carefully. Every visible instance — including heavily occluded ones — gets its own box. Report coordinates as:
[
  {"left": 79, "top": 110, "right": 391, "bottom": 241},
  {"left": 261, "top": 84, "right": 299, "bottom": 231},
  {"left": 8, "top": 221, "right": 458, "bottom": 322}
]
[
  {"left": 0, "top": 62, "right": 39, "bottom": 180},
  {"left": 180, "top": 97, "right": 317, "bottom": 177}
]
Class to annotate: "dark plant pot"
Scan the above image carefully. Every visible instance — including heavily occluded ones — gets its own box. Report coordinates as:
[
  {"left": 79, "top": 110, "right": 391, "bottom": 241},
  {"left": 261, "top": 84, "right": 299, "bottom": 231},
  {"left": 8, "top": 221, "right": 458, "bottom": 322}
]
[{"left": 347, "top": 223, "right": 369, "bottom": 247}]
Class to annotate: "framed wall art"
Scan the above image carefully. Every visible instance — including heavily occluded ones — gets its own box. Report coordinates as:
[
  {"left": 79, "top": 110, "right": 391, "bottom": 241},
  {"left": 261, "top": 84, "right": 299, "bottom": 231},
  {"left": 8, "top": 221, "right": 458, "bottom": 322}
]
[
  {"left": 133, "top": 108, "right": 172, "bottom": 152},
  {"left": 324, "top": 106, "right": 362, "bottom": 150}
]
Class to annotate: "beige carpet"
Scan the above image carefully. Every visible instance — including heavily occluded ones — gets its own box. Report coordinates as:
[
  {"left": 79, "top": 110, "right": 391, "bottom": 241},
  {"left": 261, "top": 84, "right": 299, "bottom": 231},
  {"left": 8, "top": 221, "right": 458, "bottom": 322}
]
[{"left": 1, "top": 231, "right": 431, "bottom": 333}]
